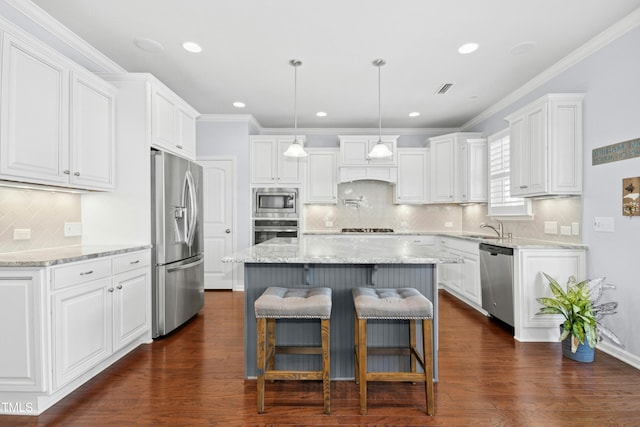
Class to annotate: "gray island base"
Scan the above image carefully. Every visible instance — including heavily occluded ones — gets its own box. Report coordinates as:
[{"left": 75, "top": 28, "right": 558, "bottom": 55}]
[{"left": 223, "top": 236, "right": 464, "bottom": 382}]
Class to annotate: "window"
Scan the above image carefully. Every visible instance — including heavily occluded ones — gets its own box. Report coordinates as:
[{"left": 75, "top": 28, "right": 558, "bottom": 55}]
[{"left": 487, "top": 129, "right": 531, "bottom": 217}]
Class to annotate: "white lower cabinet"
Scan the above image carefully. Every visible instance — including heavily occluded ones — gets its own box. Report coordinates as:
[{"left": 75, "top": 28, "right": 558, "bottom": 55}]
[
  {"left": 437, "top": 237, "right": 482, "bottom": 309},
  {"left": 0, "top": 249, "right": 151, "bottom": 416}
]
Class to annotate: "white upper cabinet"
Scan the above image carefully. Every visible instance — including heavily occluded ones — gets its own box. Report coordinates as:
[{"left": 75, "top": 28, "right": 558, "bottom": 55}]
[
  {"left": 394, "top": 148, "right": 427, "bottom": 204},
  {"left": 151, "top": 85, "right": 198, "bottom": 160},
  {"left": 457, "top": 138, "right": 487, "bottom": 203},
  {"left": 0, "top": 28, "right": 115, "bottom": 190},
  {"left": 338, "top": 135, "right": 398, "bottom": 166},
  {"left": 70, "top": 71, "right": 116, "bottom": 190},
  {"left": 428, "top": 132, "right": 483, "bottom": 203},
  {"left": 506, "top": 93, "right": 584, "bottom": 197},
  {"left": 250, "top": 135, "right": 303, "bottom": 185},
  {"left": 304, "top": 148, "right": 338, "bottom": 204}
]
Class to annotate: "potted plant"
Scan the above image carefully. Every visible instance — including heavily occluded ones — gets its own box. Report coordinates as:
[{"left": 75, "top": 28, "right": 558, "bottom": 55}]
[{"left": 536, "top": 273, "right": 623, "bottom": 362}]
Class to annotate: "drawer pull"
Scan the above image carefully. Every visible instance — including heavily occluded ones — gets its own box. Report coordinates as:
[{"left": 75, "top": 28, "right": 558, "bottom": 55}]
[
  {"left": 80, "top": 270, "right": 94, "bottom": 276},
  {"left": 117, "top": 285, "right": 123, "bottom": 290},
  {"left": 130, "top": 260, "right": 140, "bottom": 265},
  {"left": 108, "top": 287, "right": 114, "bottom": 293}
]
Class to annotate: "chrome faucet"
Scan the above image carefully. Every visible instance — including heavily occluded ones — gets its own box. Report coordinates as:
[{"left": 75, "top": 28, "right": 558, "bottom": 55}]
[{"left": 480, "top": 221, "right": 503, "bottom": 238}]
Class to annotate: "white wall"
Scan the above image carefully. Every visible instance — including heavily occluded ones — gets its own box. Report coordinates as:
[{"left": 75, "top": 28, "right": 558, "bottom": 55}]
[
  {"left": 469, "top": 26, "right": 640, "bottom": 364},
  {"left": 196, "top": 118, "right": 252, "bottom": 251}
]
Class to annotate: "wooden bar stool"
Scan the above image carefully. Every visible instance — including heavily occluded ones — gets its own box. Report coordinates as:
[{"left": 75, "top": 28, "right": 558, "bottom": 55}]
[
  {"left": 254, "top": 287, "right": 332, "bottom": 414},
  {"left": 352, "top": 287, "right": 434, "bottom": 415}
]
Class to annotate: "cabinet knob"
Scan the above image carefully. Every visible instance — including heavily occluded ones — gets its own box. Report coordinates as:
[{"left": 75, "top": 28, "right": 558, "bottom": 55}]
[
  {"left": 63, "top": 170, "right": 70, "bottom": 175},
  {"left": 176, "top": 145, "right": 183, "bottom": 149},
  {"left": 520, "top": 185, "right": 528, "bottom": 189},
  {"left": 108, "top": 288, "right": 114, "bottom": 293},
  {"left": 117, "top": 285, "right": 123, "bottom": 290},
  {"left": 74, "top": 172, "right": 80, "bottom": 176},
  {"left": 225, "top": 229, "right": 231, "bottom": 234}
]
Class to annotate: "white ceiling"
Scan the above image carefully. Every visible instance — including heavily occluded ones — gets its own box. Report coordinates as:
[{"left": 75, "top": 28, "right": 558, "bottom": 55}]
[{"left": 31, "top": 0, "right": 640, "bottom": 129}]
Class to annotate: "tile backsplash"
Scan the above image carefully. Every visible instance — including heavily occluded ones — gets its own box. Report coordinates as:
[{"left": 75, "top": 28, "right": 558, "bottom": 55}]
[
  {"left": 304, "top": 181, "right": 463, "bottom": 232},
  {"left": 0, "top": 187, "right": 81, "bottom": 253},
  {"left": 304, "top": 180, "right": 582, "bottom": 243}
]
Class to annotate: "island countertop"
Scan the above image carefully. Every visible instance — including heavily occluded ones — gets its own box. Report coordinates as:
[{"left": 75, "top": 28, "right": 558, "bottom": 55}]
[{"left": 222, "top": 235, "right": 464, "bottom": 264}]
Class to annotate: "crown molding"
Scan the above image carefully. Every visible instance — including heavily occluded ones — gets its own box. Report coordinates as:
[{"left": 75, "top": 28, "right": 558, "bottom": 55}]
[
  {"left": 461, "top": 7, "right": 640, "bottom": 130},
  {"left": 2, "top": 0, "right": 125, "bottom": 73}
]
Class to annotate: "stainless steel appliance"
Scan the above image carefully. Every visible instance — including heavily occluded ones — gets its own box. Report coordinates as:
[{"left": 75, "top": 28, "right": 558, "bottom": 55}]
[
  {"left": 151, "top": 150, "right": 204, "bottom": 338},
  {"left": 253, "top": 187, "right": 299, "bottom": 218},
  {"left": 253, "top": 219, "right": 299, "bottom": 245},
  {"left": 479, "top": 243, "right": 514, "bottom": 327}
]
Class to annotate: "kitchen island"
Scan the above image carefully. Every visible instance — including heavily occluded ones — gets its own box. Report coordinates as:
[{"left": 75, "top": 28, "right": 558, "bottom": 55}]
[{"left": 223, "top": 235, "right": 463, "bottom": 381}]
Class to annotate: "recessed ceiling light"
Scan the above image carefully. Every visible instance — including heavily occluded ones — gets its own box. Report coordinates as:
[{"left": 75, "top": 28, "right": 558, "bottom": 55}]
[
  {"left": 458, "top": 42, "right": 479, "bottom": 54},
  {"left": 232, "top": 102, "right": 246, "bottom": 108},
  {"left": 133, "top": 37, "right": 164, "bottom": 53},
  {"left": 182, "top": 41, "right": 202, "bottom": 53},
  {"left": 316, "top": 112, "right": 327, "bottom": 117},
  {"left": 510, "top": 41, "right": 536, "bottom": 56},
  {"left": 409, "top": 112, "right": 420, "bottom": 117}
]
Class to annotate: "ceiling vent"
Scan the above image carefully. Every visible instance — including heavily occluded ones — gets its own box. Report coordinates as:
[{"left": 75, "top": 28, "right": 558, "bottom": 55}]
[{"left": 435, "top": 83, "right": 454, "bottom": 95}]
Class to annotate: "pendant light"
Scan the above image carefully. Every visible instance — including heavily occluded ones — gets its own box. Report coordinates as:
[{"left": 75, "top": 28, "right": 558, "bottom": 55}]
[
  {"left": 283, "top": 59, "right": 308, "bottom": 158},
  {"left": 368, "top": 58, "right": 393, "bottom": 159}
]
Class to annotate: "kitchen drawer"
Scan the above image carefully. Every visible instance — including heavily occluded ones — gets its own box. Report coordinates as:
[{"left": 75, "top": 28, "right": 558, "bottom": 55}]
[
  {"left": 112, "top": 250, "right": 151, "bottom": 275},
  {"left": 440, "top": 237, "right": 479, "bottom": 255},
  {"left": 52, "top": 258, "right": 112, "bottom": 290}
]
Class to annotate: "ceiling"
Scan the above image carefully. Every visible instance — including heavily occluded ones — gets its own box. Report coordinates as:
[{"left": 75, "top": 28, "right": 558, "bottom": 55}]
[{"left": 31, "top": 0, "right": 640, "bottom": 129}]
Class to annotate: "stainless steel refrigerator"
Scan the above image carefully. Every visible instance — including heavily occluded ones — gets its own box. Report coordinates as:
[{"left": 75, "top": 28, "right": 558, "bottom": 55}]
[{"left": 151, "top": 150, "right": 204, "bottom": 338}]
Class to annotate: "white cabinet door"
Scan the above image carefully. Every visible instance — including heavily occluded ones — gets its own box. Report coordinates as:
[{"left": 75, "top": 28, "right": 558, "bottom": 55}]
[
  {"left": 0, "top": 272, "right": 45, "bottom": 392},
  {"left": 250, "top": 137, "right": 277, "bottom": 184},
  {"left": 465, "top": 139, "right": 488, "bottom": 202},
  {"left": 340, "top": 138, "right": 370, "bottom": 165},
  {"left": 460, "top": 254, "right": 481, "bottom": 305},
  {"left": 70, "top": 72, "right": 115, "bottom": 190},
  {"left": 177, "top": 105, "right": 197, "bottom": 159},
  {"left": 395, "top": 149, "right": 427, "bottom": 204},
  {"left": 52, "top": 278, "right": 112, "bottom": 390},
  {"left": 151, "top": 87, "right": 177, "bottom": 151},
  {"left": 0, "top": 33, "right": 69, "bottom": 185},
  {"left": 429, "top": 137, "right": 454, "bottom": 202},
  {"left": 201, "top": 159, "right": 235, "bottom": 289},
  {"left": 305, "top": 150, "right": 338, "bottom": 204},
  {"left": 276, "top": 138, "right": 302, "bottom": 184},
  {"left": 112, "top": 269, "right": 150, "bottom": 351}
]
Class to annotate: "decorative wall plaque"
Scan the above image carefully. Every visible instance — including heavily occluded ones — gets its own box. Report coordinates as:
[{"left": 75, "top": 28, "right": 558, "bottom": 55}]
[
  {"left": 622, "top": 177, "right": 640, "bottom": 216},
  {"left": 592, "top": 137, "right": 640, "bottom": 165}
]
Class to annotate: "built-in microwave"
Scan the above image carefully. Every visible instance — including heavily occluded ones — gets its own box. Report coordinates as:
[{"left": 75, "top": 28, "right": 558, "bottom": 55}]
[{"left": 252, "top": 187, "right": 299, "bottom": 218}]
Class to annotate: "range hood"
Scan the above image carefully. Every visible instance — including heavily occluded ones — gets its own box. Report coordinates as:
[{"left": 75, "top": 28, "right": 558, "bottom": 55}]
[{"left": 338, "top": 167, "right": 397, "bottom": 184}]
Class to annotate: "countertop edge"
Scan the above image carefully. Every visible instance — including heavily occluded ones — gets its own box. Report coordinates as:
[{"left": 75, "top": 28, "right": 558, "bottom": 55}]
[{"left": 0, "top": 244, "right": 152, "bottom": 268}]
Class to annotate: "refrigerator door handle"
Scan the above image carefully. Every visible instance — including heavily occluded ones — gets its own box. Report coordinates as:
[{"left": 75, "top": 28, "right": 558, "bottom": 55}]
[
  {"left": 184, "top": 170, "right": 198, "bottom": 247},
  {"left": 166, "top": 257, "right": 204, "bottom": 273}
]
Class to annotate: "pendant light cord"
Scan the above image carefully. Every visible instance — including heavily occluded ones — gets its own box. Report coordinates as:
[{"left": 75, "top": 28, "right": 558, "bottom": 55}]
[{"left": 378, "top": 62, "right": 382, "bottom": 142}]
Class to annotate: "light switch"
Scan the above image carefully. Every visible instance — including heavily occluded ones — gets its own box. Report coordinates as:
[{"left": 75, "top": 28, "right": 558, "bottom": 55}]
[
  {"left": 544, "top": 221, "right": 558, "bottom": 234},
  {"left": 594, "top": 217, "right": 614, "bottom": 232},
  {"left": 560, "top": 225, "right": 572, "bottom": 236},
  {"left": 64, "top": 222, "right": 82, "bottom": 237},
  {"left": 324, "top": 221, "right": 333, "bottom": 228},
  {"left": 444, "top": 222, "right": 453, "bottom": 228},
  {"left": 571, "top": 222, "right": 580, "bottom": 235},
  {"left": 13, "top": 229, "right": 31, "bottom": 240}
]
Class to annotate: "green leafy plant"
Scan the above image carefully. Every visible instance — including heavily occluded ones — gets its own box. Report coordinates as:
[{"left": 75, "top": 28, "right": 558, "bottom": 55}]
[{"left": 536, "top": 273, "right": 597, "bottom": 353}]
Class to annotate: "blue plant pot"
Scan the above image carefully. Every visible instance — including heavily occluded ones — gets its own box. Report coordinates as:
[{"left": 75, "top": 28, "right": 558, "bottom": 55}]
[{"left": 562, "top": 336, "right": 595, "bottom": 362}]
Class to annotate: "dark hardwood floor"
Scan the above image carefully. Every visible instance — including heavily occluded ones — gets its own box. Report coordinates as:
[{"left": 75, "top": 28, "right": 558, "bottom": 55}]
[{"left": 4, "top": 290, "right": 640, "bottom": 426}]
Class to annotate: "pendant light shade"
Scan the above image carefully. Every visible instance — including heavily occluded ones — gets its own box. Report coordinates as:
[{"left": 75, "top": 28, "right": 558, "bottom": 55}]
[
  {"left": 368, "top": 58, "right": 393, "bottom": 159},
  {"left": 283, "top": 59, "right": 307, "bottom": 158}
]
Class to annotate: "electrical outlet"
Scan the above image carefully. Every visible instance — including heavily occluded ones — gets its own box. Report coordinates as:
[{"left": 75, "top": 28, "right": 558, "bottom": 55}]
[
  {"left": 571, "top": 222, "right": 580, "bottom": 235},
  {"left": 594, "top": 217, "right": 614, "bottom": 232},
  {"left": 64, "top": 222, "right": 82, "bottom": 237},
  {"left": 544, "top": 221, "right": 558, "bottom": 234},
  {"left": 444, "top": 222, "right": 453, "bottom": 228},
  {"left": 13, "top": 228, "right": 31, "bottom": 240},
  {"left": 324, "top": 221, "right": 333, "bottom": 228},
  {"left": 560, "top": 225, "right": 572, "bottom": 236}
]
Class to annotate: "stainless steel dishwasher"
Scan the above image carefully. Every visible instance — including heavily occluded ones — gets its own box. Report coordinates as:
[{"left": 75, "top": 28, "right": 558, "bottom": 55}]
[{"left": 479, "top": 243, "right": 514, "bottom": 327}]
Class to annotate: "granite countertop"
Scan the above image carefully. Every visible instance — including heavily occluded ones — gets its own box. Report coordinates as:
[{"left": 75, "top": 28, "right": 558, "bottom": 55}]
[
  {"left": 0, "top": 244, "right": 152, "bottom": 267},
  {"left": 303, "top": 230, "right": 587, "bottom": 250},
  {"left": 222, "top": 236, "right": 464, "bottom": 264}
]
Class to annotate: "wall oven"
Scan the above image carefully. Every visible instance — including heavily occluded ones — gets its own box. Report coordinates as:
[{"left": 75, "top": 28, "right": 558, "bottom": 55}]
[
  {"left": 253, "top": 187, "right": 298, "bottom": 218},
  {"left": 253, "top": 219, "right": 299, "bottom": 245}
]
